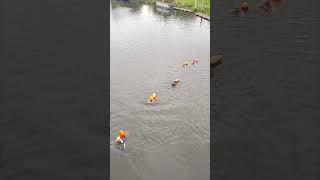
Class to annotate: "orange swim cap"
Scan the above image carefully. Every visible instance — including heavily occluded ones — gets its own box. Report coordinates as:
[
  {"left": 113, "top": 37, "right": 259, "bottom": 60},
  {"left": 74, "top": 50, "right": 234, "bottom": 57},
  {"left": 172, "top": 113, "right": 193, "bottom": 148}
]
[{"left": 119, "top": 130, "right": 127, "bottom": 139}]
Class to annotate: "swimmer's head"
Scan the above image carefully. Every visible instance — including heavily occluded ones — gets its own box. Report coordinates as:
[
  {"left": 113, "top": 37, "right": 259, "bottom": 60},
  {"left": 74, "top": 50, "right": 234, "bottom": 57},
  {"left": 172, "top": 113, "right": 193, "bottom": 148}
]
[
  {"left": 271, "top": 0, "right": 284, "bottom": 6},
  {"left": 119, "top": 130, "right": 127, "bottom": 139},
  {"left": 240, "top": 2, "right": 249, "bottom": 12},
  {"left": 263, "top": 0, "right": 272, "bottom": 7}
]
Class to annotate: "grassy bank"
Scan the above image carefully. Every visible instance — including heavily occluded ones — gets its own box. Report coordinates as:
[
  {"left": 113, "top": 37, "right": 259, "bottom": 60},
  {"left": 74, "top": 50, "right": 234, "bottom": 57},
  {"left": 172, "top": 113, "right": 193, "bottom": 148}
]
[
  {"left": 146, "top": 0, "right": 210, "bottom": 16},
  {"left": 173, "top": 0, "right": 210, "bottom": 16}
]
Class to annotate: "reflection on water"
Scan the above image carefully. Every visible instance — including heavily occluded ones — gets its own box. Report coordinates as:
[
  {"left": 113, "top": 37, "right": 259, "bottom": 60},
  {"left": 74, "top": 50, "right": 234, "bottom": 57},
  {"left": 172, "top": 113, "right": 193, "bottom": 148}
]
[{"left": 111, "top": 1, "right": 210, "bottom": 180}]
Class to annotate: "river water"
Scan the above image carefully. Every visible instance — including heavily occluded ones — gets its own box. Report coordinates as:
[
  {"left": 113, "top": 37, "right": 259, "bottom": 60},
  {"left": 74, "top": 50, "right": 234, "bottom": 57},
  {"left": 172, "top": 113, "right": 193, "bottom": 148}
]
[{"left": 110, "top": 1, "right": 210, "bottom": 180}]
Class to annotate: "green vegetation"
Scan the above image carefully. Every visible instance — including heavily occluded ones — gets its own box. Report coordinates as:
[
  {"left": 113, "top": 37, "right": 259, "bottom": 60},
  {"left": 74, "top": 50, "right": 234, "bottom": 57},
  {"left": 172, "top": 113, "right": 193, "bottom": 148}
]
[
  {"left": 171, "top": 0, "right": 210, "bottom": 16},
  {"left": 151, "top": 0, "right": 210, "bottom": 16},
  {"left": 112, "top": 0, "right": 145, "bottom": 12},
  {"left": 112, "top": 0, "right": 210, "bottom": 16},
  {"left": 145, "top": 0, "right": 157, "bottom": 4}
]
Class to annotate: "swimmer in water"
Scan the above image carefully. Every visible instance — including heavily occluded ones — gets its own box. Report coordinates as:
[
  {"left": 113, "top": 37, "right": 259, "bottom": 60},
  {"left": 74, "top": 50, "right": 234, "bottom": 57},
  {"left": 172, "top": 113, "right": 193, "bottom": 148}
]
[
  {"left": 147, "top": 93, "right": 158, "bottom": 103},
  {"left": 257, "top": 0, "right": 272, "bottom": 11},
  {"left": 257, "top": 0, "right": 284, "bottom": 11},
  {"left": 114, "top": 130, "right": 128, "bottom": 150},
  {"left": 172, "top": 79, "right": 181, "bottom": 87},
  {"left": 191, "top": 59, "right": 199, "bottom": 65},
  {"left": 182, "top": 62, "right": 189, "bottom": 67},
  {"left": 225, "top": 1, "right": 249, "bottom": 16}
]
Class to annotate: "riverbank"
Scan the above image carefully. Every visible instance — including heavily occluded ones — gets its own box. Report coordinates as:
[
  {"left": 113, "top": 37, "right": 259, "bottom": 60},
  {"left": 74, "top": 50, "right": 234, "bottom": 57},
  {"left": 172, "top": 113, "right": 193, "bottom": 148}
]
[
  {"left": 173, "top": 0, "right": 210, "bottom": 16},
  {"left": 147, "top": 0, "right": 210, "bottom": 16}
]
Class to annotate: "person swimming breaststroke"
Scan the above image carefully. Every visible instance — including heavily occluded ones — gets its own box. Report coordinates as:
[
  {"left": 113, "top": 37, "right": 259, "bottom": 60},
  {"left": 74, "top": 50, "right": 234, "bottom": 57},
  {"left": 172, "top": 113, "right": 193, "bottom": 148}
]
[
  {"left": 191, "top": 59, "right": 199, "bottom": 65},
  {"left": 147, "top": 93, "right": 158, "bottom": 104},
  {"left": 172, "top": 79, "right": 181, "bottom": 87},
  {"left": 257, "top": 0, "right": 284, "bottom": 11},
  {"left": 114, "top": 130, "right": 128, "bottom": 150},
  {"left": 240, "top": 2, "right": 249, "bottom": 12},
  {"left": 225, "top": 1, "right": 249, "bottom": 16},
  {"left": 257, "top": 0, "right": 272, "bottom": 11}
]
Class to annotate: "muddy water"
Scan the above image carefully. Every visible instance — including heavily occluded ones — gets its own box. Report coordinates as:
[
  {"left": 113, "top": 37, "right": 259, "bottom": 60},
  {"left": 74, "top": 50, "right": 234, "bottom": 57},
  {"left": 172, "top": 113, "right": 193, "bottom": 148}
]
[{"left": 110, "top": 1, "right": 210, "bottom": 180}]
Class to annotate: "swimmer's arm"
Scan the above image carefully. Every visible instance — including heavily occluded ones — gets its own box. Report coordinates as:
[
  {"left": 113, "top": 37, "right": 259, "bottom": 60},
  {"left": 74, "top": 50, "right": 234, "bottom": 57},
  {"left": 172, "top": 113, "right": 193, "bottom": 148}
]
[{"left": 114, "top": 136, "right": 122, "bottom": 143}]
